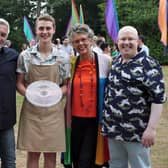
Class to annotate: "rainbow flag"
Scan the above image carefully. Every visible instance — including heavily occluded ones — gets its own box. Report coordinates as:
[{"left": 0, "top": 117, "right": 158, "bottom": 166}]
[
  {"left": 65, "top": 0, "right": 79, "bottom": 35},
  {"left": 105, "top": 0, "right": 119, "bottom": 43},
  {"left": 23, "top": 16, "right": 34, "bottom": 43},
  {"left": 158, "top": 0, "right": 168, "bottom": 49},
  {"left": 71, "top": 0, "right": 79, "bottom": 25},
  {"left": 80, "top": 4, "right": 84, "bottom": 24}
]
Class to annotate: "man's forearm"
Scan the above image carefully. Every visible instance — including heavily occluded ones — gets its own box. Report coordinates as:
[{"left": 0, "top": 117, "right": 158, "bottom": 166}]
[{"left": 146, "top": 103, "right": 163, "bottom": 130}]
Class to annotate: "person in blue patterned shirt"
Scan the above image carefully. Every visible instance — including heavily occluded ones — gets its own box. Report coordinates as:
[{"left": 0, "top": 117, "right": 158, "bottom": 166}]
[{"left": 102, "top": 25, "right": 166, "bottom": 168}]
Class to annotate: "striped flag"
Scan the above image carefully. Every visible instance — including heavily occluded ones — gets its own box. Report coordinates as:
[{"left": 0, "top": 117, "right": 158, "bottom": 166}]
[
  {"left": 80, "top": 4, "right": 84, "bottom": 24},
  {"left": 105, "top": 0, "right": 119, "bottom": 43},
  {"left": 65, "top": 0, "right": 79, "bottom": 35},
  {"left": 71, "top": 0, "right": 79, "bottom": 25},
  {"left": 23, "top": 16, "right": 35, "bottom": 44},
  {"left": 158, "top": 0, "right": 168, "bottom": 49}
]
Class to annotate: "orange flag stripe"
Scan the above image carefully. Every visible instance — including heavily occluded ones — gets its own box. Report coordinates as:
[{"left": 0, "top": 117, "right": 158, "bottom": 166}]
[{"left": 158, "top": 0, "right": 167, "bottom": 46}]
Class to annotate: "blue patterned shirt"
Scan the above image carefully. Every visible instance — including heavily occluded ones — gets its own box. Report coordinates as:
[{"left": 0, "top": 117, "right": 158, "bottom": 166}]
[{"left": 102, "top": 51, "right": 166, "bottom": 142}]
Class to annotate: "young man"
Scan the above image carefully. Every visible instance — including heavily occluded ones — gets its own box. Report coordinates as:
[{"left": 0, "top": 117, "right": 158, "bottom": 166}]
[
  {"left": 102, "top": 26, "right": 166, "bottom": 168},
  {"left": 17, "top": 14, "right": 69, "bottom": 168},
  {"left": 0, "top": 18, "right": 18, "bottom": 168}
]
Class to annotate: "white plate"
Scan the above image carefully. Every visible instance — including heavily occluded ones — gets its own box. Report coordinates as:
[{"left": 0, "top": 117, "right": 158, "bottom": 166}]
[{"left": 25, "top": 80, "right": 62, "bottom": 107}]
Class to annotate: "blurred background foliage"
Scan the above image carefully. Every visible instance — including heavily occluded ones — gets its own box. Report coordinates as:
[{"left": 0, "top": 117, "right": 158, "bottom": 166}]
[{"left": 0, "top": 0, "right": 167, "bottom": 64}]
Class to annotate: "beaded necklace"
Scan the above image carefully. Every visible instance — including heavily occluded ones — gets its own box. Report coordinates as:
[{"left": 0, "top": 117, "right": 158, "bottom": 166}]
[{"left": 77, "top": 53, "right": 95, "bottom": 108}]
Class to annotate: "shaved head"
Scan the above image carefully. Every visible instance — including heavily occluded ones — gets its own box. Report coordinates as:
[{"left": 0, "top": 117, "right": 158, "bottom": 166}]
[
  {"left": 117, "top": 25, "right": 139, "bottom": 60},
  {"left": 118, "top": 26, "right": 138, "bottom": 40}
]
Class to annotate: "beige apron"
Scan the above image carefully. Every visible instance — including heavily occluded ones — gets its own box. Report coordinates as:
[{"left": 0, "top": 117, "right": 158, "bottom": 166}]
[{"left": 17, "top": 63, "right": 65, "bottom": 152}]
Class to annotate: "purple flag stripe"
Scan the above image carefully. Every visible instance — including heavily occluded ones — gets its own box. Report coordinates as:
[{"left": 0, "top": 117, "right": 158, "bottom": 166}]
[{"left": 105, "top": 0, "right": 119, "bottom": 43}]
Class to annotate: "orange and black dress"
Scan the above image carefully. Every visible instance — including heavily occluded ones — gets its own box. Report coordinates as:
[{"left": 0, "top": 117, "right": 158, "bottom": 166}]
[
  {"left": 71, "top": 55, "right": 98, "bottom": 168},
  {"left": 63, "top": 52, "right": 111, "bottom": 167}
]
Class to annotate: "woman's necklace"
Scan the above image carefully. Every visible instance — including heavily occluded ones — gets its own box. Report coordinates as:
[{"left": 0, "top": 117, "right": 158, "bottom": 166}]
[{"left": 78, "top": 53, "right": 95, "bottom": 108}]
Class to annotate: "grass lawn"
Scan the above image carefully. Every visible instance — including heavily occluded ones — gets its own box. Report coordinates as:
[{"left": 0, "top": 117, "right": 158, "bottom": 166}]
[
  {"left": 150, "top": 66, "right": 168, "bottom": 168},
  {"left": 15, "top": 66, "right": 168, "bottom": 168}
]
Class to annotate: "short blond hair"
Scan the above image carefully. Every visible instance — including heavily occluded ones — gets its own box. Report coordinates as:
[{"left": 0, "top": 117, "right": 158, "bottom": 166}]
[{"left": 35, "top": 14, "right": 56, "bottom": 29}]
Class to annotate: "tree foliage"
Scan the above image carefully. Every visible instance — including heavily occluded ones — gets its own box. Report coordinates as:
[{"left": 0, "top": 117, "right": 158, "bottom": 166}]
[
  {"left": 0, "top": 0, "right": 167, "bottom": 64},
  {"left": 98, "top": 0, "right": 168, "bottom": 63},
  {"left": 116, "top": 0, "right": 167, "bottom": 63},
  {"left": 0, "top": 0, "right": 103, "bottom": 51}
]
